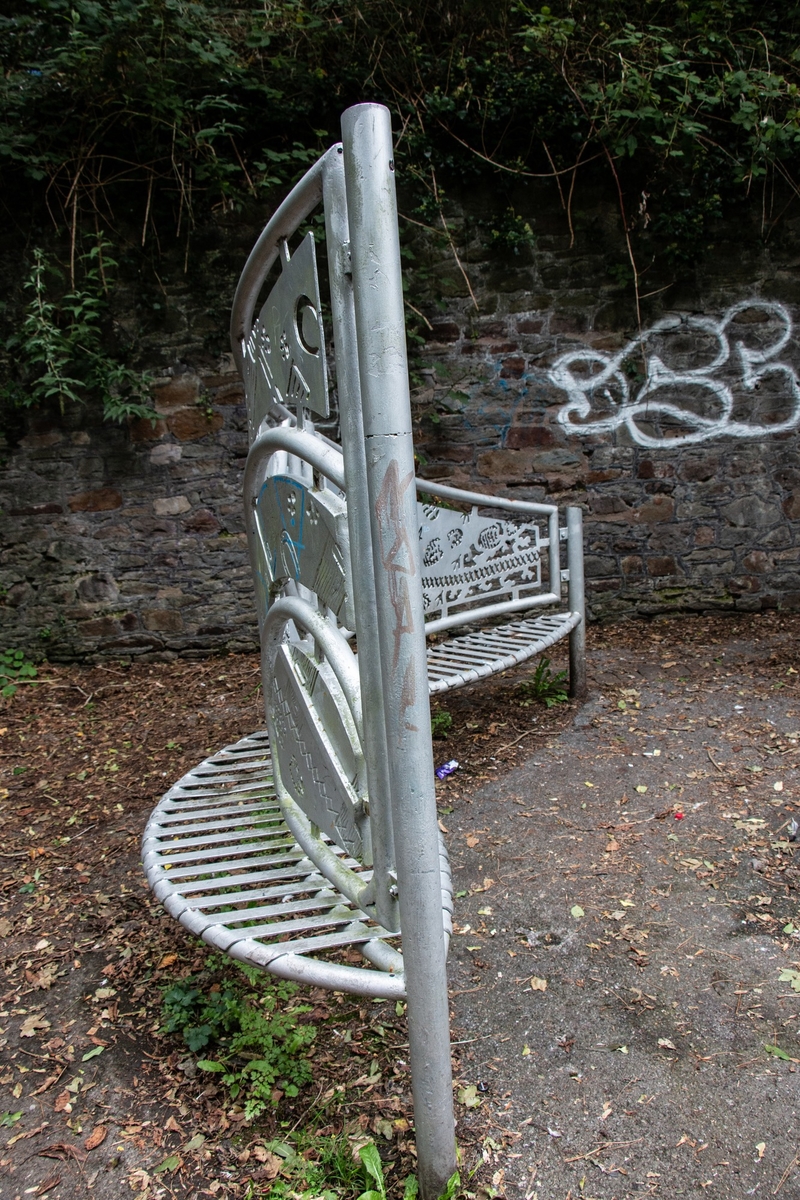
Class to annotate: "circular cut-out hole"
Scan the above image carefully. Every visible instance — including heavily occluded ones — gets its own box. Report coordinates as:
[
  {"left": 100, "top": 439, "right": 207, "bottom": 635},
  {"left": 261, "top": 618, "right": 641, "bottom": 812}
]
[{"left": 295, "top": 295, "right": 320, "bottom": 355}]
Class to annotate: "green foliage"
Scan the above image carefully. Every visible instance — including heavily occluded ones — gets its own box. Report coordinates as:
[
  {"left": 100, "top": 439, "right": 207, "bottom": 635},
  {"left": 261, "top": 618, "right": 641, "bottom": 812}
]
[
  {"left": 482, "top": 208, "right": 535, "bottom": 256},
  {"left": 162, "top": 961, "right": 316, "bottom": 1120},
  {"left": 0, "top": 649, "right": 38, "bottom": 698},
  {"left": 4, "top": 1, "right": 800, "bottom": 268},
  {"left": 431, "top": 709, "right": 453, "bottom": 739},
  {"left": 251, "top": 1139, "right": 421, "bottom": 1200},
  {"left": 518, "top": 657, "right": 569, "bottom": 708},
  {"left": 437, "top": 1173, "right": 461, "bottom": 1200},
  {"left": 244, "top": 1131, "right": 369, "bottom": 1200},
  {"left": 1, "top": 244, "right": 153, "bottom": 424}
]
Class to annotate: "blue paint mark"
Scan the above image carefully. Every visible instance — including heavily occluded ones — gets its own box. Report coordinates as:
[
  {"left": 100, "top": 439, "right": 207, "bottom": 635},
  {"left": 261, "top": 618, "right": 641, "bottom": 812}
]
[{"left": 257, "top": 476, "right": 306, "bottom": 581}]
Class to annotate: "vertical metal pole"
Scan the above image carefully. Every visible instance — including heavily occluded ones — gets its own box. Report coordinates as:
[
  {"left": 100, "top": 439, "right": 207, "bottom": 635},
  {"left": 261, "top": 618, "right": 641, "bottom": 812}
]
[
  {"left": 567, "top": 506, "right": 587, "bottom": 699},
  {"left": 342, "top": 103, "right": 457, "bottom": 1200},
  {"left": 322, "top": 148, "right": 399, "bottom": 935}
]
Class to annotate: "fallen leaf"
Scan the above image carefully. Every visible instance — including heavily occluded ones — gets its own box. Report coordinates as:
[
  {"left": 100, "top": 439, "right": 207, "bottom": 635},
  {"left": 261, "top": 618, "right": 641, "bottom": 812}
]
[
  {"left": 605, "top": 839, "right": 620, "bottom": 853},
  {"left": 85, "top": 1126, "right": 107, "bottom": 1151},
  {"left": 457, "top": 1085, "right": 481, "bottom": 1108},
  {"left": 251, "top": 1150, "right": 282, "bottom": 1180},
  {"left": 530, "top": 976, "right": 548, "bottom": 992},
  {"left": 658, "top": 1038, "right": 677, "bottom": 1051},
  {"left": 20, "top": 1013, "right": 51, "bottom": 1038},
  {"left": 183, "top": 1134, "right": 206, "bottom": 1153},
  {"left": 778, "top": 968, "right": 800, "bottom": 992},
  {"left": 27, "top": 963, "right": 58, "bottom": 990},
  {"left": 571, "top": 905, "right": 584, "bottom": 919},
  {"left": 53, "top": 1091, "right": 72, "bottom": 1113},
  {"left": 33, "top": 1171, "right": 61, "bottom": 1196},
  {"left": 81, "top": 1046, "right": 104, "bottom": 1062},
  {"left": 153, "top": 1153, "right": 183, "bottom": 1174},
  {"left": 756, "top": 1142, "right": 766, "bottom": 1160},
  {"left": 158, "top": 953, "right": 178, "bottom": 969},
  {"left": 522, "top": 1045, "right": 531, "bottom": 1056},
  {"left": 466, "top": 835, "right": 479, "bottom": 848},
  {"left": 0, "top": 918, "right": 11, "bottom": 937},
  {"left": 635, "top": 785, "right": 648, "bottom": 794},
  {"left": 7, "top": 1122, "right": 48, "bottom": 1147},
  {"left": 38, "top": 1143, "right": 87, "bottom": 1163}
]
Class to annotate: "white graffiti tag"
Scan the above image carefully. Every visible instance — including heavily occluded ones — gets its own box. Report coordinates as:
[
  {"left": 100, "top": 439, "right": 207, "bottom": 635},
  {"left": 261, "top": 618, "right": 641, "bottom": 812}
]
[{"left": 549, "top": 300, "right": 800, "bottom": 447}]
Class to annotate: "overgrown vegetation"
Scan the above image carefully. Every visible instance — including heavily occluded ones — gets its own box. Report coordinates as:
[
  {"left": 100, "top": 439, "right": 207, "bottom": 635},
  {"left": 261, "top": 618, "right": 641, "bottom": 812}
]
[
  {"left": 0, "top": 649, "right": 38, "bottom": 698},
  {"left": 162, "top": 957, "right": 316, "bottom": 1121},
  {"left": 517, "top": 656, "right": 569, "bottom": 707},
  {"left": 431, "top": 709, "right": 453, "bottom": 739},
  {"left": 1, "top": 243, "right": 153, "bottom": 424},
  {"left": 3, "top": 0, "right": 800, "bottom": 419}
]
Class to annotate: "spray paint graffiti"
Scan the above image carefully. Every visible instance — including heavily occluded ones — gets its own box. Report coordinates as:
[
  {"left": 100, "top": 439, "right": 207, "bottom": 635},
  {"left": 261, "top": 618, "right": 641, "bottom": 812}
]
[{"left": 549, "top": 300, "right": 800, "bottom": 447}]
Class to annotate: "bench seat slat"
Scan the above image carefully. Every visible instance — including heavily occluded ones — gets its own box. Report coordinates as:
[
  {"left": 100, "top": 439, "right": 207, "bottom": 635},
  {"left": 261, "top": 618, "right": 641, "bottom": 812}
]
[
  {"left": 427, "top": 610, "right": 581, "bottom": 694},
  {"left": 142, "top": 731, "right": 451, "bottom": 997}
]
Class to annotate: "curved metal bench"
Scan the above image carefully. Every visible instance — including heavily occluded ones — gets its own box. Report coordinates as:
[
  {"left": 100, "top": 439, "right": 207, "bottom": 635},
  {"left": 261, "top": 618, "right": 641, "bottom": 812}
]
[{"left": 142, "top": 102, "right": 586, "bottom": 1197}]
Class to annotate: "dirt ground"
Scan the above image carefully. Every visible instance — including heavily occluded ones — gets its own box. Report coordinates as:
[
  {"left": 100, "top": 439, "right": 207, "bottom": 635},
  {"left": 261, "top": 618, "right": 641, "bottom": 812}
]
[{"left": 2, "top": 612, "right": 800, "bottom": 1199}]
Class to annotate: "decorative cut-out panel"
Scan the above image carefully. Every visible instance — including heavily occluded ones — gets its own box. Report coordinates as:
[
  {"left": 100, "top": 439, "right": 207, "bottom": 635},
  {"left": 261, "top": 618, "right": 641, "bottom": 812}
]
[
  {"left": 272, "top": 641, "right": 366, "bottom": 860},
  {"left": 417, "top": 503, "right": 542, "bottom": 622},
  {"left": 254, "top": 477, "right": 354, "bottom": 628},
  {"left": 243, "top": 232, "right": 329, "bottom": 431}
]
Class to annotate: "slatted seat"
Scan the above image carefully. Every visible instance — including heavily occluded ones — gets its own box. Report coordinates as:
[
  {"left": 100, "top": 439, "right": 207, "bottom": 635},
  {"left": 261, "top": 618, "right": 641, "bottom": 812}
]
[
  {"left": 426, "top": 610, "right": 582, "bottom": 694},
  {"left": 143, "top": 730, "right": 452, "bottom": 998}
]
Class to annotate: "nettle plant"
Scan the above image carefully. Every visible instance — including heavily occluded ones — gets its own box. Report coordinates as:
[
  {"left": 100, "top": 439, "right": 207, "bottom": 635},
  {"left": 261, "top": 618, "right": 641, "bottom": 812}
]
[{"left": 1, "top": 243, "right": 153, "bottom": 425}]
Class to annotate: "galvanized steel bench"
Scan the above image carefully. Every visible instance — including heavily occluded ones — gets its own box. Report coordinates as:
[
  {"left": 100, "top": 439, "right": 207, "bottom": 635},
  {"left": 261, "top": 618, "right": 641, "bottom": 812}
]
[{"left": 142, "top": 102, "right": 585, "bottom": 1196}]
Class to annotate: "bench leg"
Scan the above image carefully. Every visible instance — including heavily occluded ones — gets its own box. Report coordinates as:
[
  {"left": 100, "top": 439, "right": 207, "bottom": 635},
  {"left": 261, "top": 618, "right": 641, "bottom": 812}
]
[{"left": 567, "top": 506, "right": 587, "bottom": 700}]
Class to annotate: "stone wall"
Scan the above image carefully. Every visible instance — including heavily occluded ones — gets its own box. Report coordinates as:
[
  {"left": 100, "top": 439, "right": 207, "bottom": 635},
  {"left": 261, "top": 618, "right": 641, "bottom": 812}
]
[
  {"left": 4, "top": 182, "right": 800, "bottom": 660},
  {"left": 0, "top": 369, "right": 259, "bottom": 662}
]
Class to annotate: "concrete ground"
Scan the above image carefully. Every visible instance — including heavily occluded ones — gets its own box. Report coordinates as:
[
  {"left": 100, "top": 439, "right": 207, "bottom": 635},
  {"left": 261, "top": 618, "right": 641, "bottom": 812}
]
[{"left": 444, "top": 614, "right": 800, "bottom": 1199}]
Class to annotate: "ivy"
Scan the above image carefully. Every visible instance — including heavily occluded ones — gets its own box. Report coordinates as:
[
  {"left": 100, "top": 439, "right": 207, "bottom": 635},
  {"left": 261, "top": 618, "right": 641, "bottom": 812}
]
[{"left": 2, "top": 0, "right": 800, "bottom": 415}]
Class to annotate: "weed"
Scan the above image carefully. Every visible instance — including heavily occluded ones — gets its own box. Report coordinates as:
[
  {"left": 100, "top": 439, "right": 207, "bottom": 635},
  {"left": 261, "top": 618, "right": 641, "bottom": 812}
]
[
  {"left": 0, "top": 649, "right": 38, "bottom": 698},
  {"left": 431, "top": 709, "right": 453, "bottom": 739},
  {"left": 244, "top": 1136, "right": 423, "bottom": 1200},
  {"left": 2, "top": 244, "right": 154, "bottom": 425},
  {"left": 162, "top": 959, "right": 315, "bottom": 1120},
  {"left": 357, "top": 1142, "right": 430, "bottom": 1200},
  {"left": 517, "top": 657, "right": 568, "bottom": 708},
  {"left": 19, "top": 867, "right": 41, "bottom": 894}
]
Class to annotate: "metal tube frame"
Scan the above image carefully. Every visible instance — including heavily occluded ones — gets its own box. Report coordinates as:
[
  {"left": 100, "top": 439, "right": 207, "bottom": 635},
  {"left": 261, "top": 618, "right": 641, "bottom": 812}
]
[
  {"left": 567, "top": 505, "right": 587, "bottom": 699},
  {"left": 342, "top": 103, "right": 457, "bottom": 1200}
]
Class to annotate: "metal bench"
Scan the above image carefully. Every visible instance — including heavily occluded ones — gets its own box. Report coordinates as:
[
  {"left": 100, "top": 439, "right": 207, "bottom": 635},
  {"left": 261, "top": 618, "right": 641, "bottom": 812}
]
[{"left": 142, "top": 103, "right": 585, "bottom": 1197}]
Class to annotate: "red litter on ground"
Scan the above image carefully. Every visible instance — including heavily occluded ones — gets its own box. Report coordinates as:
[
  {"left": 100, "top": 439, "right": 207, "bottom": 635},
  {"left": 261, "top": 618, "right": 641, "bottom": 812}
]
[{"left": 674, "top": 811, "right": 684, "bottom": 819}]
